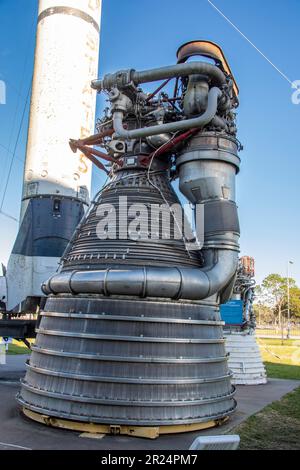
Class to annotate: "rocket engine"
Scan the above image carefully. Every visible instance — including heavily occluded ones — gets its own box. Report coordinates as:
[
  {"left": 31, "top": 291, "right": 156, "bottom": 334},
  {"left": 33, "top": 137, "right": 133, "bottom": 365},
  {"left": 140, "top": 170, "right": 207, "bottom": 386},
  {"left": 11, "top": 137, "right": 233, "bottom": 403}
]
[
  {"left": 221, "top": 257, "right": 267, "bottom": 385},
  {"left": 18, "top": 41, "right": 242, "bottom": 433}
]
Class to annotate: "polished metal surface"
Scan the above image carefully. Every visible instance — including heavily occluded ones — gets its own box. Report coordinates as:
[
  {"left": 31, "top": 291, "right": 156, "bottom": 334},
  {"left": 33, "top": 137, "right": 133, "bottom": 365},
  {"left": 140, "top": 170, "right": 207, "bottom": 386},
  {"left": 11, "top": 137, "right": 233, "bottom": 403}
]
[{"left": 42, "top": 251, "right": 238, "bottom": 301}]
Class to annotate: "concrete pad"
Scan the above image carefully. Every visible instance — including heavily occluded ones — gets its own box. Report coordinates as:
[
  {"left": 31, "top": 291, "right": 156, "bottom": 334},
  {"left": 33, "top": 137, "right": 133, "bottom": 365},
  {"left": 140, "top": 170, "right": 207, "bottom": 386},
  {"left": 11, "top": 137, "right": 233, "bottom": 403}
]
[
  {"left": 0, "top": 354, "right": 29, "bottom": 381},
  {"left": 0, "top": 354, "right": 299, "bottom": 450}
]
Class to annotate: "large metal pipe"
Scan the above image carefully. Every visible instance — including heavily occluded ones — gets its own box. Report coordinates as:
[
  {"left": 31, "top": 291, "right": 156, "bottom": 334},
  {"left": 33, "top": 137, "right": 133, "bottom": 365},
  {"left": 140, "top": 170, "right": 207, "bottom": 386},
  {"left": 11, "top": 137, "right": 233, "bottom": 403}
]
[
  {"left": 113, "top": 87, "right": 222, "bottom": 140},
  {"left": 91, "top": 61, "right": 226, "bottom": 91},
  {"left": 42, "top": 248, "right": 238, "bottom": 300}
]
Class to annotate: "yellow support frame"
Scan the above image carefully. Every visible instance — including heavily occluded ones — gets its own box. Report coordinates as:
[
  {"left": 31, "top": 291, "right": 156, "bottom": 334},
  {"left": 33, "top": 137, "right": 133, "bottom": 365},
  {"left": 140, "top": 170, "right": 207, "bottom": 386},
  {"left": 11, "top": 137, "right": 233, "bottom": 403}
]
[{"left": 23, "top": 407, "right": 228, "bottom": 440}]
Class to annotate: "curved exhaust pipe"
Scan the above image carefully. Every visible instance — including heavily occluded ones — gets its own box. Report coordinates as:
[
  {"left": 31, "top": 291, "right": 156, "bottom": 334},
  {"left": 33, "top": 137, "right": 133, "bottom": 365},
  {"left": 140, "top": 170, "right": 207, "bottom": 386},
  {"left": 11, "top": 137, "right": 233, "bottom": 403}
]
[{"left": 42, "top": 248, "right": 238, "bottom": 301}]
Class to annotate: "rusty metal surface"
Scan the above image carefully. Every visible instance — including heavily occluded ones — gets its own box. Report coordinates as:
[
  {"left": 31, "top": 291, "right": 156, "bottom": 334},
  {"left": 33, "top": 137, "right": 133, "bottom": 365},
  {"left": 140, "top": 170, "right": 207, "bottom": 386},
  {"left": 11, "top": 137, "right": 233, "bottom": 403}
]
[{"left": 176, "top": 40, "right": 239, "bottom": 98}]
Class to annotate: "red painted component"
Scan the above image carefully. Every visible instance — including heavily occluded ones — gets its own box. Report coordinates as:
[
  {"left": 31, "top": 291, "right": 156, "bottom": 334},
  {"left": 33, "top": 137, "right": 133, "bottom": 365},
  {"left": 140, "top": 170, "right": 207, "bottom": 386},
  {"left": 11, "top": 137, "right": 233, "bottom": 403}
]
[
  {"left": 78, "top": 128, "right": 114, "bottom": 146},
  {"left": 78, "top": 145, "right": 109, "bottom": 174},
  {"left": 145, "top": 78, "right": 172, "bottom": 102},
  {"left": 150, "top": 128, "right": 199, "bottom": 158},
  {"left": 240, "top": 256, "right": 255, "bottom": 277},
  {"left": 69, "top": 121, "right": 127, "bottom": 174}
]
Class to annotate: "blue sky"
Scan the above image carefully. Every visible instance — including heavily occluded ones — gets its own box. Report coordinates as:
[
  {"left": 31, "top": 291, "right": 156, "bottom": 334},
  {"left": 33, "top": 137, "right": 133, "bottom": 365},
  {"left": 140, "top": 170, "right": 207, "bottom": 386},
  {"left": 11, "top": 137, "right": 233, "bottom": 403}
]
[{"left": 0, "top": 0, "right": 299, "bottom": 285}]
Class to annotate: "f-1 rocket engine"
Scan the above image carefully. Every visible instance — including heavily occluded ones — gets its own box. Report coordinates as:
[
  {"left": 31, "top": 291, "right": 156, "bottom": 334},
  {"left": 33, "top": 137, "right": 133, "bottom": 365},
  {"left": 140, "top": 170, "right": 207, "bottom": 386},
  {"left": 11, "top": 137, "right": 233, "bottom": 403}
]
[
  {"left": 221, "top": 257, "right": 267, "bottom": 385},
  {"left": 18, "top": 41, "right": 242, "bottom": 433}
]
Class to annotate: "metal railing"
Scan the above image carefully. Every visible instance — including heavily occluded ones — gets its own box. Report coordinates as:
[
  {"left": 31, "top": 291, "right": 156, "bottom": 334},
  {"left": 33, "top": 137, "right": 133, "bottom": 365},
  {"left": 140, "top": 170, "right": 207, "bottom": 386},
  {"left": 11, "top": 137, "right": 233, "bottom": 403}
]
[{"left": 255, "top": 323, "right": 300, "bottom": 340}]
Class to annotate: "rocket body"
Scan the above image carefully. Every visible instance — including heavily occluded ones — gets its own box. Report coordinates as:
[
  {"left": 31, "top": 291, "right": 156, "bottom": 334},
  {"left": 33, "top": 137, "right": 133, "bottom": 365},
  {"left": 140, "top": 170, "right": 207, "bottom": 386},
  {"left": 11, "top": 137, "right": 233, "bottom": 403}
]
[{"left": 5, "top": 0, "right": 102, "bottom": 311}]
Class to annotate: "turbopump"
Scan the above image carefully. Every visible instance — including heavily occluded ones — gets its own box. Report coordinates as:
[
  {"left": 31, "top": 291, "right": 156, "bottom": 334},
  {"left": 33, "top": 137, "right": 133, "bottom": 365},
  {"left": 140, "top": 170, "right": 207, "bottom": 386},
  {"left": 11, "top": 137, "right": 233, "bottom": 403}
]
[{"left": 18, "top": 41, "right": 242, "bottom": 435}]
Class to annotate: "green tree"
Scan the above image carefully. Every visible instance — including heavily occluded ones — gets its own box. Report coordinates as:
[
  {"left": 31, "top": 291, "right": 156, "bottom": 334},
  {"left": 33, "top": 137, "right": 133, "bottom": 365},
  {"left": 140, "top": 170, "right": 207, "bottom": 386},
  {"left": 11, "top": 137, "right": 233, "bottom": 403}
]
[
  {"left": 253, "top": 303, "right": 274, "bottom": 324},
  {"left": 284, "top": 286, "right": 300, "bottom": 318},
  {"left": 255, "top": 274, "right": 298, "bottom": 324}
]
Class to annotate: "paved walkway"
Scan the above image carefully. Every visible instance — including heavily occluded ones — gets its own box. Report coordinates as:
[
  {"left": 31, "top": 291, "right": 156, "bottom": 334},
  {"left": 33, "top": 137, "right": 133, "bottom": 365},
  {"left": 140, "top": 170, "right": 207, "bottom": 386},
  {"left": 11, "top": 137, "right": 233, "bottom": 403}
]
[
  {"left": 0, "top": 354, "right": 29, "bottom": 381},
  {"left": 0, "top": 355, "right": 299, "bottom": 450}
]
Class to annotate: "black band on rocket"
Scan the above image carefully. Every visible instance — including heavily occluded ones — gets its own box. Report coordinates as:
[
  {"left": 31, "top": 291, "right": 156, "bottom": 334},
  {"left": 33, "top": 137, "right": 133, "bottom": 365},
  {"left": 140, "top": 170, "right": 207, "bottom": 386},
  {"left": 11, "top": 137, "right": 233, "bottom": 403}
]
[{"left": 38, "top": 6, "right": 100, "bottom": 33}]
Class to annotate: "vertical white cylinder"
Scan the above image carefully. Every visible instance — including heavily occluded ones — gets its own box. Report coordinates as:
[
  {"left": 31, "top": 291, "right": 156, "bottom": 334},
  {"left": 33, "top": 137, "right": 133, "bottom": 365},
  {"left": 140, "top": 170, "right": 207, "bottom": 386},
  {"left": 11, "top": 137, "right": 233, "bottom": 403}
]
[
  {"left": 6, "top": 0, "right": 102, "bottom": 311},
  {"left": 22, "top": 0, "right": 102, "bottom": 216}
]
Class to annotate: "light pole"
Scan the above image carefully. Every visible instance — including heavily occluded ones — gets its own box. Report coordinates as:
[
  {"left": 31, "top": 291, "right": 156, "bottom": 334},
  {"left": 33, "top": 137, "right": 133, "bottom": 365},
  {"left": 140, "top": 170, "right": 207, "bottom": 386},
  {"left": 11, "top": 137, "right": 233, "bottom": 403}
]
[{"left": 287, "top": 260, "right": 294, "bottom": 339}]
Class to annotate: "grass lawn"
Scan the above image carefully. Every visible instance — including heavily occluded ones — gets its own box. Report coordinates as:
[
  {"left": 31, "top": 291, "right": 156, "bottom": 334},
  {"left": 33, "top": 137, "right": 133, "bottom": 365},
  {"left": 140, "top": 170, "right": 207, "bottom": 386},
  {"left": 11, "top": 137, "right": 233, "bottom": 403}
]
[
  {"left": 257, "top": 337, "right": 300, "bottom": 363},
  {"left": 233, "top": 386, "right": 300, "bottom": 450},
  {"left": 264, "top": 362, "right": 300, "bottom": 380},
  {"left": 7, "top": 340, "right": 32, "bottom": 355},
  {"left": 257, "top": 337, "right": 300, "bottom": 379},
  {"left": 232, "top": 337, "right": 300, "bottom": 450}
]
